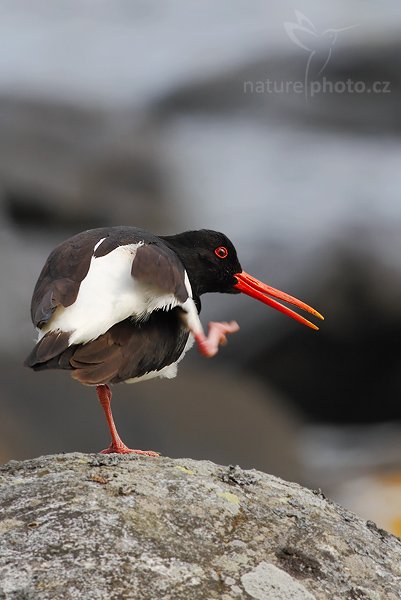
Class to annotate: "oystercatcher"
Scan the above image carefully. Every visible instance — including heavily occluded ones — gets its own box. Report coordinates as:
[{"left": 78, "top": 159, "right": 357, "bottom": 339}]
[{"left": 25, "top": 226, "right": 323, "bottom": 455}]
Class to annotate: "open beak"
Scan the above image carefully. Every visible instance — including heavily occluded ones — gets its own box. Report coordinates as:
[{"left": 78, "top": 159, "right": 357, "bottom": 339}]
[{"left": 234, "top": 271, "right": 324, "bottom": 330}]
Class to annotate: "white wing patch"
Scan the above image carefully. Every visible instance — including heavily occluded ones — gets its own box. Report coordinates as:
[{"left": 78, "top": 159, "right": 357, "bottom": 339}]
[
  {"left": 39, "top": 242, "right": 185, "bottom": 346},
  {"left": 93, "top": 237, "right": 106, "bottom": 252},
  {"left": 180, "top": 271, "right": 204, "bottom": 336}
]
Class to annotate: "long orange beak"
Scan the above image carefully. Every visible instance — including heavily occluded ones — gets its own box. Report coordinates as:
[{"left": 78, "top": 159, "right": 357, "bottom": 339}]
[{"left": 234, "top": 271, "right": 324, "bottom": 330}]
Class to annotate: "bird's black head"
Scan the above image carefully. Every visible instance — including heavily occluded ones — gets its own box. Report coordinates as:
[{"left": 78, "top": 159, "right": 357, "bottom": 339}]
[
  {"left": 161, "top": 229, "right": 242, "bottom": 297},
  {"left": 162, "top": 228, "right": 325, "bottom": 331}
]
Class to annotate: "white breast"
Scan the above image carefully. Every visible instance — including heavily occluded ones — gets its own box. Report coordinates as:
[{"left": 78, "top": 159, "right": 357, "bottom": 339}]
[{"left": 39, "top": 242, "right": 182, "bottom": 345}]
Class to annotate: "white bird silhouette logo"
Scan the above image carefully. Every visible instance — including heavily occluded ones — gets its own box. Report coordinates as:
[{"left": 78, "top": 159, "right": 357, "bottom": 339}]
[{"left": 284, "top": 11, "right": 356, "bottom": 95}]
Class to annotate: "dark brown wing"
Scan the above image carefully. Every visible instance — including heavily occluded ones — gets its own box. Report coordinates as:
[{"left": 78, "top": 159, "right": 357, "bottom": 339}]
[
  {"left": 68, "top": 307, "right": 189, "bottom": 385},
  {"left": 131, "top": 244, "right": 188, "bottom": 302},
  {"left": 31, "top": 229, "right": 107, "bottom": 328},
  {"left": 27, "top": 227, "right": 191, "bottom": 374},
  {"left": 30, "top": 227, "right": 189, "bottom": 329}
]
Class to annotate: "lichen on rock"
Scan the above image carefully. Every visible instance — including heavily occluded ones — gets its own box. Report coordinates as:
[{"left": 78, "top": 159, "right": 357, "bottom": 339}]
[{"left": 0, "top": 453, "right": 401, "bottom": 599}]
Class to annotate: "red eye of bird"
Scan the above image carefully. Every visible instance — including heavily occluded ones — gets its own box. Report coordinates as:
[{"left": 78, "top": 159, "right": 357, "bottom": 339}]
[{"left": 215, "top": 246, "right": 228, "bottom": 259}]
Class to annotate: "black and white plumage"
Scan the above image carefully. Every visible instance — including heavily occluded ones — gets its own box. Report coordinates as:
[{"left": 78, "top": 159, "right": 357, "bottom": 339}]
[
  {"left": 25, "top": 226, "right": 323, "bottom": 455},
  {"left": 26, "top": 227, "right": 206, "bottom": 385}
]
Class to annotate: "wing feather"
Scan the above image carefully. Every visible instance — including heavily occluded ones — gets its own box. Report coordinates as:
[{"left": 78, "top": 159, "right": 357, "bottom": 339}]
[
  {"left": 26, "top": 227, "right": 192, "bottom": 379},
  {"left": 69, "top": 309, "right": 189, "bottom": 385},
  {"left": 31, "top": 229, "right": 107, "bottom": 328},
  {"left": 30, "top": 227, "right": 188, "bottom": 332},
  {"left": 131, "top": 244, "right": 188, "bottom": 302}
]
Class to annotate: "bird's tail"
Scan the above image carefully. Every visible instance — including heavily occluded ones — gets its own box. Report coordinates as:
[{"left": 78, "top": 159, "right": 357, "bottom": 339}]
[{"left": 24, "top": 331, "right": 72, "bottom": 371}]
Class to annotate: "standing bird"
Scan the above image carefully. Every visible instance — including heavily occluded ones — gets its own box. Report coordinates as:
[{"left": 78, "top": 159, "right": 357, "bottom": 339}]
[{"left": 25, "top": 227, "right": 323, "bottom": 455}]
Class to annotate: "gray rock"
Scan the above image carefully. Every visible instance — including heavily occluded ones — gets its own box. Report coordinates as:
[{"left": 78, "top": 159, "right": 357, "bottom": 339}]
[
  {"left": 0, "top": 454, "right": 401, "bottom": 599},
  {"left": 241, "top": 562, "right": 316, "bottom": 600}
]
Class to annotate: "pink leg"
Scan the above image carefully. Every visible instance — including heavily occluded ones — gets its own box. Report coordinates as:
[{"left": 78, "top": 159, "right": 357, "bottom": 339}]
[
  {"left": 195, "top": 321, "right": 240, "bottom": 358},
  {"left": 96, "top": 384, "right": 159, "bottom": 456}
]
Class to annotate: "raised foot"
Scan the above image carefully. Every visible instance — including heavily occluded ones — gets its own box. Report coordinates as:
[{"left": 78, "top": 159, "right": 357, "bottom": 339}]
[
  {"left": 100, "top": 444, "right": 160, "bottom": 457},
  {"left": 195, "top": 320, "right": 240, "bottom": 358}
]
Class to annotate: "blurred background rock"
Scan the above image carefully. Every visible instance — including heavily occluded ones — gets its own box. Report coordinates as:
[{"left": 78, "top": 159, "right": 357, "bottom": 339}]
[{"left": 1, "top": 0, "right": 401, "bottom": 535}]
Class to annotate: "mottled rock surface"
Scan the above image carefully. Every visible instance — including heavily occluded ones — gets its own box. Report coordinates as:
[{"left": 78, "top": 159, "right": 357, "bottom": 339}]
[{"left": 0, "top": 454, "right": 400, "bottom": 600}]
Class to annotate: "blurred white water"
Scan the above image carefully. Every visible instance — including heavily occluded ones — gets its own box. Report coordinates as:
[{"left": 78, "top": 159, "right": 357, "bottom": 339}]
[
  {"left": 162, "top": 116, "right": 401, "bottom": 253},
  {"left": 0, "top": 0, "right": 399, "bottom": 107}
]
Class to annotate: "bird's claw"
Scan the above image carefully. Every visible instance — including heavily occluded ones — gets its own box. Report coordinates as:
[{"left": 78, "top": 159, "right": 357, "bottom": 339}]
[
  {"left": 195, "top": 320, "right": 240, "bottom": 358},
  {"left": 100, "top": 444, "right": 160, "bottom": 457}
]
